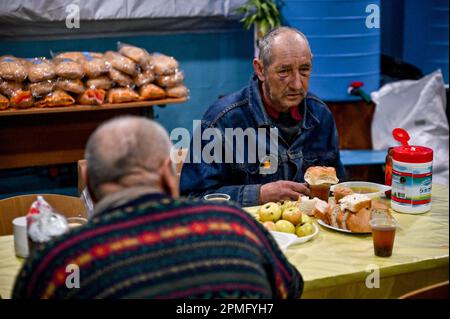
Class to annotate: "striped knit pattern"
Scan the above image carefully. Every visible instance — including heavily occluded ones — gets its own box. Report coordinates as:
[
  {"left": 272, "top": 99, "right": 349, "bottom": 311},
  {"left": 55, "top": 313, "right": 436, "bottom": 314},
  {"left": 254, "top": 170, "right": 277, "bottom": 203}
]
[{"left": 13, "top": 194, "right": 303, "bottom": 299}]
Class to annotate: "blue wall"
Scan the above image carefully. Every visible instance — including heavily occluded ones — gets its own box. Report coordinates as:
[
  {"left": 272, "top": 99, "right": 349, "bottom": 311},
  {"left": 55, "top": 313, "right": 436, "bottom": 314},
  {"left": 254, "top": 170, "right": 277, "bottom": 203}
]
[{"left": 0, "top": 30, "right": 254, "bottom": 134}]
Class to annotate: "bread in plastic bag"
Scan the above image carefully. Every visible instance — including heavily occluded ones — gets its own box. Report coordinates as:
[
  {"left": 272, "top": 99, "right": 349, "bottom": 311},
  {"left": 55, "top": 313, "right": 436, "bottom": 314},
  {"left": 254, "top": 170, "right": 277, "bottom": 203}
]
[
  {"left": 107, "top": 88, "right": 139, "bottom": 104},
  {"left": 34, "top": 89, "right": 75, "bottom": 108},
  {"left": 0, "top": 93, "right": 9, "bottom": 110},
  {"left": 86, "top": 76, "right": 112, "bottom": 90},
  {"left": 150, "top": 53, "right": 179, "bottom": 75},
  {"left": 156, "top": 70, "right": 184, "bottom": 87},
  {"left": 78, "top": 88, "right": 106, "bottom": 105},
  {"left": 0, "top": 80, "right": 22, "bottom": 97},
  {"left": 166, "top": 85, "right": 189, "bottom": 98},
  {"left": 139, "top": 83, "right": 166, "bottom": 100},
  {"left": 104, "top": 51, "right": 138, "bottom": 76},
  {"left": 0, "top": 56, "right": 27, "bottom": 82},
  {"left": 10, "top": 89, "right": 34, "bottom": 109},
  {"left": 56, "top": 78, "right": 85, "bottom": 94},
  {"left": 108, "top": 68, "right": 133, "bottom": 87},
  {"left": 28, "top": 80, "right": 56, "bottom": 98},
  {"left": 81, "top": 54, "right": 111, "bottom": 79},
  {"left": 26, "top": 58, "right": 56, "bottom": 83},
  {"left": 54, "top": 58, "right": 84, "bottom": 79},
  {"left": 52, "top": 51, "right": 103, "bottom": 61},
  {"left": 118, "top": 42, "right": 153, "bottom": 70},
  {"left": 133, "top": 69, "right": 155, "bottom": 87},
  {"left": 26, "top": 195, "right": 69, "bottom": 244}
]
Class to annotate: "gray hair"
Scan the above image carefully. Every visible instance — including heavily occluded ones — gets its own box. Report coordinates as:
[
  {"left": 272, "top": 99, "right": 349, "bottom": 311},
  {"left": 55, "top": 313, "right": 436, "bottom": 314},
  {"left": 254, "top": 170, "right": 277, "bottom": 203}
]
[
  {"left": 258, "top": 26, "right": 312, "bottom": 68},
  {"left": 85, "top": 116, "right": 172, "bottom": 199}
]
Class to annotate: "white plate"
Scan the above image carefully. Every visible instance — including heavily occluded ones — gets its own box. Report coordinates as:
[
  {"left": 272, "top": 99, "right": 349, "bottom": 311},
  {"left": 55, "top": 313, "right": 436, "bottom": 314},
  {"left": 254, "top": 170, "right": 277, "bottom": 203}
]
[
  {"left": 270, "top": 223, "right": 319, "bottom": 251},
  {"left": 316, "top": 219, "right": 371, "bottom": 234},
  {"left": 330, "top": 181, "right": 391, "bottom": 199}
]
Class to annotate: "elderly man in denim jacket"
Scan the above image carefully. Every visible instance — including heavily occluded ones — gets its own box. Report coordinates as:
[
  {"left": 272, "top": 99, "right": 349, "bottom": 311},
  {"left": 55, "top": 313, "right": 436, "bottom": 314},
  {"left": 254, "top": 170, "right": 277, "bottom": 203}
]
[{"left": 180, "top": 27, "right": 345, "bottom": 206}]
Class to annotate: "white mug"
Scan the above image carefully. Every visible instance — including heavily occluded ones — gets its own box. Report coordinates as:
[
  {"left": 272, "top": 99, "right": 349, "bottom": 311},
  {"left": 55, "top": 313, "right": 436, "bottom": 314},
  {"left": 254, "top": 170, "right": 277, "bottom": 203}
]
[{"left": 12, "top": 216, "right": 29, "bottom": 258}]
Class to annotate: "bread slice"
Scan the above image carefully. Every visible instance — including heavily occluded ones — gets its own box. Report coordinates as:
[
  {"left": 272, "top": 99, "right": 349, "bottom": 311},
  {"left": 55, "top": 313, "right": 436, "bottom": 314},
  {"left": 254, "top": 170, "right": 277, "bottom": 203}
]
[
  {"left": 329, "top": 204, "right": 341, "bottom": 228},
  {"left": 297, "top": 196, "right": 319, "bottom": 216},
  {"left": 333, "top": 186, "right": 354, "bottom": 203},
  {"left": 346, "top": 207, "right": 372, "bottom": 233},
  {"left": 312, "top": 199, "right": 329, "bottom": 221},
  {"left": 339, "top": 194, "right": 371, "bottom": 213}
]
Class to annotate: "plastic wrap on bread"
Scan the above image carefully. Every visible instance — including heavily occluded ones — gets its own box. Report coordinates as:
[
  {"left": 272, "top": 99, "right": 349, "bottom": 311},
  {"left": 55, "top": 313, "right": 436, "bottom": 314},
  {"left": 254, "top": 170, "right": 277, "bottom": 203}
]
[
  {"left": 53, "top": 58, "right": 84, "bottom": 79},
  {"left": 104, "top": 51, "right": 138, "bottom": 76},
  {"left": 28, "top": 80, "right": 56, "bottom": 97},
  {"left": 0, "top": 56, "right": 27, "bottom": 82},
  {"left": 34, "top": 89, "right": 75, "bottom": 108},
  {"left": 107, "top": 88, "right": 139, "bottom": 103},
  {"left": 139, "top": 83, "right": 166, "bottom": 100},
  {"left": 26, "top": 58, "right": 55, "bottom": 83},
  {"left": 0, "top": 93, "right": 9, "bottom": 110},
  {"left": 78, "top": 88, "right": 106, "bottom": 105}
]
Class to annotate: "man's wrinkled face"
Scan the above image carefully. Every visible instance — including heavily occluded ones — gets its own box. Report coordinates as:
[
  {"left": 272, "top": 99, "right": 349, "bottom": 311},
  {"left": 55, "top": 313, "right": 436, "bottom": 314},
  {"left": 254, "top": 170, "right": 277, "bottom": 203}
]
[{"left": 255, "top": 33, "right": 312, "bottom": 113}]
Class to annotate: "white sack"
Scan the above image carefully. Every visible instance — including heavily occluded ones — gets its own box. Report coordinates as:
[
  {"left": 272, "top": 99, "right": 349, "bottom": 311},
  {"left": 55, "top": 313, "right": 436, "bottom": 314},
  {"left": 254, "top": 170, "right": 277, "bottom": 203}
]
[{"left": 371, "top": 69, "right": 449, "bottom": 185}]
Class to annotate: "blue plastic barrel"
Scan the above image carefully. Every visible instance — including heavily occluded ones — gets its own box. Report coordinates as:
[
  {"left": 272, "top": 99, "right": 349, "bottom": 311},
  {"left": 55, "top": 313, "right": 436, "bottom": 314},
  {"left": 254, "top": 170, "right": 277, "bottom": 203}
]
[
  {"left": 403, "top": 0, "right": 449, "bottom": 83},
  {"left": 281, "top": 0, "right": 381, "bottom": 101}
]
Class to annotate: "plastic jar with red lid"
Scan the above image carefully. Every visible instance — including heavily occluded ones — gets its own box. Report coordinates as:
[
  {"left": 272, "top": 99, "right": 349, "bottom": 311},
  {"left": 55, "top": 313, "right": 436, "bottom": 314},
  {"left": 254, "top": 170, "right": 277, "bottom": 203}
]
[{"left": 391, "top": 144, "right": 433, "bottom": 214}]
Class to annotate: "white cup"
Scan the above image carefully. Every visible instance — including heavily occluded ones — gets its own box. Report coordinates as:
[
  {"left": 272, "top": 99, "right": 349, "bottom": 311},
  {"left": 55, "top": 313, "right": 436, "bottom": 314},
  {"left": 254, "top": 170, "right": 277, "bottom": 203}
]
[{"left": 13, "top": 216, "right": 29, "bottom": 258}]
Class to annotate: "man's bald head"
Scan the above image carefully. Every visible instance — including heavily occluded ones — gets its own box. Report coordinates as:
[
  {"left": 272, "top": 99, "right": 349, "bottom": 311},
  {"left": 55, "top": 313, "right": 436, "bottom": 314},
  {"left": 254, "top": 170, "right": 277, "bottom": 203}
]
[
  {"left": 258, "top": 27, "right": 312, "bottom": 69},
  {"left": 85, "top": 116, "right": 172, "bottom": 200}
]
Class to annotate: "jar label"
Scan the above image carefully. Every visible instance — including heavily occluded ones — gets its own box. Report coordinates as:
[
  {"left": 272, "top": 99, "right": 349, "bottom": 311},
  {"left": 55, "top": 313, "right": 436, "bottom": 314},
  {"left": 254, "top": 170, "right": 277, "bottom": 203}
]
[{"left": 392, "top": 163, "right": 432, "bottom": 207}]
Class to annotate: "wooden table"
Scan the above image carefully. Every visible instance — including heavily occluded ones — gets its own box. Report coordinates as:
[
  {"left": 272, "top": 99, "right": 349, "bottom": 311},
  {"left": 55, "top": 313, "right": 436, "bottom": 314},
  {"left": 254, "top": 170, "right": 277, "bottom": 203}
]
[{"left": 0, "top": 98, "right": 186, "bottom": 170}]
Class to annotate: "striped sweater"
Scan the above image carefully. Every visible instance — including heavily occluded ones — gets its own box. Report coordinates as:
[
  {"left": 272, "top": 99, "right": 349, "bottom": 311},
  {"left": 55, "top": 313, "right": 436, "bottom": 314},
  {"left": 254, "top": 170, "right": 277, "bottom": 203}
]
[{"left": 13, "top": 192, "right": 303, "bottom": 299}]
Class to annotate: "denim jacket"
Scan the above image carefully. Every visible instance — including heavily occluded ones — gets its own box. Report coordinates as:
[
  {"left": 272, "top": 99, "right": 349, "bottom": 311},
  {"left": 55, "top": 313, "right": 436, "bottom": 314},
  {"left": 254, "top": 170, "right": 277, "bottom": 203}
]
[{"left": 180, "top": 75, "right": 345, "bottom": 206}]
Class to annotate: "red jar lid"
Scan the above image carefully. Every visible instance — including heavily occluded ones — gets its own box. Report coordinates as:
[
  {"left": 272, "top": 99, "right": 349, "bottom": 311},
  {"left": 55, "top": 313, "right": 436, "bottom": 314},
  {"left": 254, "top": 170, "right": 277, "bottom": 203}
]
[{"left": 392, "top": 145, "right": 433, "bottom": 163}]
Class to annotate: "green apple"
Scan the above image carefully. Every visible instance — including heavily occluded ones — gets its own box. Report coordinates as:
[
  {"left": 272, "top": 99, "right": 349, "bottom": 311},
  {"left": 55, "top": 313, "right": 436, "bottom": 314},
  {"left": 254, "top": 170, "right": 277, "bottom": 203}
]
[
  {"left": 274, "top": 220, "right": 296, "bottom": 234},
  {"left": 296, "top": 222, "right": 315, "bottom": 237},
  {"left": 301, "top": 213, "right": 312, "bottom": 224},
  {"left": 282, "top": 207, "right": 302, "bottom": 226},
  {"left": 262, "top": 221, "right": 276, "bottom": 231},
  {"left": 258, "top": 202, "right": 282, "bottom": 222},
  {"left": 280, "top": 200, "right": 297, "bottom": 212}
]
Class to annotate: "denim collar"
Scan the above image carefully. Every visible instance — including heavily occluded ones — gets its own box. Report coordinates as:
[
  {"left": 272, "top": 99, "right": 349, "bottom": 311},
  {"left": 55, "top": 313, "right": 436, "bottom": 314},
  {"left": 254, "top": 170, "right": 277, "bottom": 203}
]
[{"left": 247, "top": 74, "right": 320, "bottom": 130}]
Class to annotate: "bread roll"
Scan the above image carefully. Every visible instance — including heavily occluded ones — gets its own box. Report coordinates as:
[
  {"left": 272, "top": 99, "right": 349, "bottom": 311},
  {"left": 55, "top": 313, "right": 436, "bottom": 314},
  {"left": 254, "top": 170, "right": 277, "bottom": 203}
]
[
  {"left": 118, "top": 43, "right": 152, "bottom": 70},
  {"left": 304, "top": 166, "right": 339, "bottom": 186},
  {"left": 139, "top": 83, "right": 166, "bottom": 100},
  {"left": 0, "top": 57, "right": 27, "bottom": 82},
  {"left": 78, "top": 88, "right": 105, "bottom": 105},
  {"left": 10, "top": 89, "right": 34, "bottom": 109},
  {"left": 157, "top": 70, "right": 184, "bottom": 87},
  {"left": 166, "top": 85, "right": 188, "bottom": 98},
  {"left": 0, "top": 80, "right": 22, "bottom": 97},
  {"left": 27, "top": 58, "right": 55, "bottom": 83},
  {"left": 53, "top": 58, "right": 84, "bottom": 79},
  {"left": 86, "top": 76, "right": 112, "bottom": 90},
  {"left": 56, "top": 78, "right": 85, "bottom": 94},
  {"left": 133, "top": 69, "right": 155, "bottom": 87},
  {"left": 297, "top": 196, "right": 318, "bottom": 216},
  {"left": 333, "top": 185, "right": 354, "bottom": 202},
  {"left": 0, "top": 93, "right": 9, "bottom": 110},
  {"left": 34, "top": 89, "right": 75, "bottom": 108},
  {"left": 104, "top": 51, "right": 138, "bottom": 76},
  {"left": 107, "top": 88, "right": 139, "bottom": 104},
  {"left": 108, "top": 68, "right": 133, "bottom": 87},
  {"left": 28, "top": 80, "right": 55, "bottom": 97},
  {"left": 150, "top": 53, "right": 179, "bottom": 75},
  {"left": 312, "top": 199, "right": 330, "bottom": 221}
]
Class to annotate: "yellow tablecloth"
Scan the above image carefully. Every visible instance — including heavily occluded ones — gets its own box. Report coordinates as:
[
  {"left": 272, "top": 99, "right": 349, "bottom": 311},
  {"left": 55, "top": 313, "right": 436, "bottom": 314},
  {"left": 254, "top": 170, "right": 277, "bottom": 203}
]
[
  {"left": 0, "top": 184, "right": 448, "bottom": 299},
  {"left": 244, "top": 184, "right": 449, "bottom": 298}
]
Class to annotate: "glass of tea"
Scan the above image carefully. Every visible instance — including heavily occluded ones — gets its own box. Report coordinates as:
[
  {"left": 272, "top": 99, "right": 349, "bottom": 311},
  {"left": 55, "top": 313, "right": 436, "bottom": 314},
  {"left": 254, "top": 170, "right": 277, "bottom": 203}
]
[
  {"left": 203, "top": 193, "right": 231, "bottom": 201},
  {"left": 369, "top": 217, "right": 397, "bottom": 257},
  {"left": 309, "top": 183, "right": 331, "bottom": 203}
]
